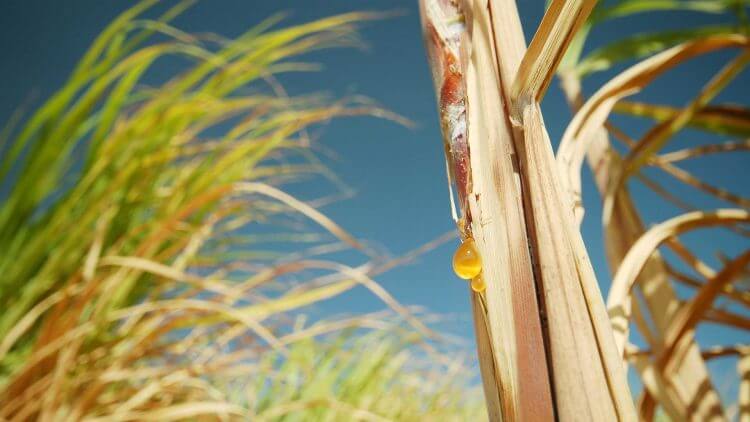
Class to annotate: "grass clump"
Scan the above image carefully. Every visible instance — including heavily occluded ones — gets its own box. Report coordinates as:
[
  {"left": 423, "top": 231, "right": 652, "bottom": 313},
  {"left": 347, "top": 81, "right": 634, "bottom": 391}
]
[{"left": 0, "top": 2, "right": 483, "bottom": 420}]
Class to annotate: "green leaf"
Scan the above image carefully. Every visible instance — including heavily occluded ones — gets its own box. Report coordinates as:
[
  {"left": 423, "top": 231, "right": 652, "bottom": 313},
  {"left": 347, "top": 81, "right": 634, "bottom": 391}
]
[
  {"left": 576, "top": 25, "right": 738, "bottom": 76},
  {"left": 593, "top": 0, "right": 739, "bottom": 22}
]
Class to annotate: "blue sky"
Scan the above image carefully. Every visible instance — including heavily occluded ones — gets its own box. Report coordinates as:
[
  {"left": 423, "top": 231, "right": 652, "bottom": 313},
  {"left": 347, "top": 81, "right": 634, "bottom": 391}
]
[{"left": 2, "top": 0, "right": 748, "bottom": 405}]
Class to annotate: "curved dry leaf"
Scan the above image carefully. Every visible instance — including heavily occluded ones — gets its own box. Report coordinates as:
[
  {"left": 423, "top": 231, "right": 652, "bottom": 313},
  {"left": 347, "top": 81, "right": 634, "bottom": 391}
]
[
  {"left": 2, "top": 322, "right": 97, "bottom": 397},
  {"left": 659, "top": 250, "right": 750, "bottom": 370},
  {"left": 99, "top": 256, "right": 238, "bottom": 297},
  {"left": 0, "top": 283, "right": 86, "bottom": 360},
  {"left": 284, "top": 260, "right": 435, "bottom": 339},
  {"left": 629, "top": 353, "right": 686, "bottom": 420},
  {"left": 107, "top": 371, "right": 193, "bottom": 417},
  {"left": 653, "top": 159, "right": 750, "bottom": 209},
  {"left": 658, "top": 139, "right": 750, "bottom": 163},
  {"left": 557, "top": 34, "right": 749, "bottom": 222},
  {"left": 667, "top": 264, "right": 750, "bottom": 309},
  {"left": 234, "top": 182, "right": 365, "bottom": 251},
  {"left": 607, "top": 122, "right": 750, "bottom": 232},
  {"left": 278, "top": 314, "right": 392, "bottom": 345},
  {"left": 580, "top": 118, "right": 725, "bottom": 421},
  {"left": 204, "top": 258, "right": 433, "bottom": 340},
  {"left": 614, "top": 101, "right": 750, "bottom": 138},
  {"left": 701, "top": 344, "right": 750, "bottom": 360},
  {"left": 622, "top": 50, "right": 750, "bottom": 178},
  {"left": 703, "top": 306, "right": 750, "bottom": 331},
  {"left": 607, "top": 209, "right": 750, "bottom": 355},
  {"left": 635, "top": 172, "right": 695, "bottom": 211}
]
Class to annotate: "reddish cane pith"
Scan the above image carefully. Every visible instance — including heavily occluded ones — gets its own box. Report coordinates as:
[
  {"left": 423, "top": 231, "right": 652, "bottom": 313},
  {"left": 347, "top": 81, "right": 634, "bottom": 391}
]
[
  {"left": 422, "top": 1, "right": 482, "bottom": 293},
  {"left": 421, "top": 2, "right": 471, "bottom": 223}
]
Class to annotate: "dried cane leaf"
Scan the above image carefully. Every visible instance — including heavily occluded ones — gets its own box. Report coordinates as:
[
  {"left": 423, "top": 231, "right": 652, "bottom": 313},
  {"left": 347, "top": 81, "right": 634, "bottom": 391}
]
[
  {"left": 558, "top": 34, "right": 750, "bottom": 222},
  {"left": 614, "top": 101, "right": 750, "bottom": 138},
  {"left": 607, "top": 208, "right": 750, "bottom": 355}
]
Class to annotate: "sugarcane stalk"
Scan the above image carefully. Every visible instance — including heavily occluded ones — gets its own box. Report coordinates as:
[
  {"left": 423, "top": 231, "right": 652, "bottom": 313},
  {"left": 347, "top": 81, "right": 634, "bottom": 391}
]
[
  {"left": 419, "top": 1, "right": 553, "bottom": 419},
  {"left": 419, "top": 0, "right": 636, "bottom": 420}
]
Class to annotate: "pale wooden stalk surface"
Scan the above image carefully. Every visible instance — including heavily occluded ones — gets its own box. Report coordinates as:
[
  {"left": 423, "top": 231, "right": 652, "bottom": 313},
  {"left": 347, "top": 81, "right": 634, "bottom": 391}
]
[
  {"left": 485, "top": 0, "right": 634, "bottom": 419},
  {"left": 463, "top": 2, "right": 554, "bottom": 420}
]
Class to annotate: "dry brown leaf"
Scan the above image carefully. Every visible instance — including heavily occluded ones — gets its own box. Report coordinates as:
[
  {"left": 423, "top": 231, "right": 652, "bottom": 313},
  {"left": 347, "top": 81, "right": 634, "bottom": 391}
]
[
  {"left": 703, "top": 306, "right": 750, "bottom": 331},
  {"left": 667, "top": 264, "right": 750, "bottom": 309},
  {"left": 630, "top": 353, "right": 686, "bottom": 420},
  {"left": 622, "top": 51, "right": 750, "bottom": 177},
  {"left": 659, "top": 250, "right": 750, "bottom": 374},
  {"left": 614, "top": 101, "right": 750, "bottom": 138},
  {"left": 701, "top": 344, "right": 750, "bottom": 360},
  {"left": 658, "top": 139, "right": 750, "bottom": 163},
  {"left": 234, "top": 182, "right": 365, "bottom": 251},
  {"left": 558, "top": 34, "right": 750, "bottom": 223},
  {"left": 607, "top": 208, "right": 750, "bottom": 355}
]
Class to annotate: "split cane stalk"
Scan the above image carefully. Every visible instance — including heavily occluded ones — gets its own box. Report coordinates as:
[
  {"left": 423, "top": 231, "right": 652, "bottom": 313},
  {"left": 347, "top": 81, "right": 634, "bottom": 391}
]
[{"left": 419, "top": 0, "right": 635, "bottom": 420}]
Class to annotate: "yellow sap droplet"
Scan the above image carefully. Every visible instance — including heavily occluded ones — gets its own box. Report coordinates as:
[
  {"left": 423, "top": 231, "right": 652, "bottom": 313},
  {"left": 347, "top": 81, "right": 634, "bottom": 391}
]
[
  {"left": 452, "top": 239, "right": 482, "bottom": 279},
  {"left": 471, "top": 274, "right": 486, "bottom": 293}
]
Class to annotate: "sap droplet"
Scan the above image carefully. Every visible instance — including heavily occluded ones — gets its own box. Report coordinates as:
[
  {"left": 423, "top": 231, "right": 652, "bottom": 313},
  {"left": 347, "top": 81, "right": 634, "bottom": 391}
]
[
  {"left": 471, "top": 274, "right": 486, "bottom": 293},
  {"left": 452, "top": 239, "right": 481, "bottom": 280}
]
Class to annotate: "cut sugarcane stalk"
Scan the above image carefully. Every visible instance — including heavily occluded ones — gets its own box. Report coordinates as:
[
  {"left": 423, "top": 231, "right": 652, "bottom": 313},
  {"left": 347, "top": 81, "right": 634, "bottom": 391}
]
[{"left": 419, "top": 0, "right": 636, "bottom": 420}]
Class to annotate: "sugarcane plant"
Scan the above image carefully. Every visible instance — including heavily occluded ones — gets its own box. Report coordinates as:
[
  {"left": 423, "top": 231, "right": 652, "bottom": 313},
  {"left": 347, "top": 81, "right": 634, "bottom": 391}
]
[{"left": 419, "top": 0, "right": 749, "bottom": 420}]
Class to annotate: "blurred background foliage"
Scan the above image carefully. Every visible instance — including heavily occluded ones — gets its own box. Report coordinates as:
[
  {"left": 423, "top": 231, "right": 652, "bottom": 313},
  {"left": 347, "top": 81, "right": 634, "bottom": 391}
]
[{"left": 0, "top": 2, "right": 483, "bottom": 420}]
